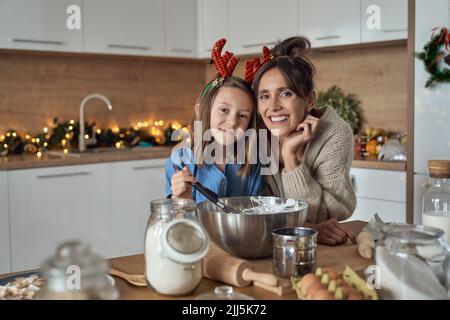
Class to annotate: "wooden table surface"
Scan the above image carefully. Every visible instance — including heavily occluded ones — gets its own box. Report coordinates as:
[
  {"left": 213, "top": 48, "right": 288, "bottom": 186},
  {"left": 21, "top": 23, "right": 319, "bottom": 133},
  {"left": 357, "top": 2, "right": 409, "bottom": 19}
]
[{"left": 109, "top": 221, "right": 371, "bottom": 300}]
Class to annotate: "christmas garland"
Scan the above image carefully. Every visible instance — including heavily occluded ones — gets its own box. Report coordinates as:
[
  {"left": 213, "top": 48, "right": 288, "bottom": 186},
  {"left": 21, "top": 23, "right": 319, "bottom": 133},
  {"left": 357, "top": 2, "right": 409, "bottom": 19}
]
[
  {"left": 416, "top": 26, "right": 450, "bottom": 88},
  {"left": 0, "top": 118, "right": 186, "bottom": 157}
]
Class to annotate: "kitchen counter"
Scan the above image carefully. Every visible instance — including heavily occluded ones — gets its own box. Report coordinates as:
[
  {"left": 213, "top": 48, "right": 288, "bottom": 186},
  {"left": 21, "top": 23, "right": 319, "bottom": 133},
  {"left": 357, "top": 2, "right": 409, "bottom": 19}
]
[
  {"left": 0, "top": 147, "right": 405, "bottom": 172},
  {"left": 0, "top": 146, "right": 172, "bottom": 170},
  {"left": 108, "top": 221, "right": 370, "bottom": 300},
  {"left": 352, "top": 155, "right": 406, "bottom": 171},
  {"left": 0, "top": 221, "right": 372, "bottom": 300}
]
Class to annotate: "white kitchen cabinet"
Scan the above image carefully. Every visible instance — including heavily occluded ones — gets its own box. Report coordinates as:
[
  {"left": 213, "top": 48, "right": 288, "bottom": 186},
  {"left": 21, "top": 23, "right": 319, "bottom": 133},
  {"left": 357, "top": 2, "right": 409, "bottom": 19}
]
[
  {"left": 109, "top": 159, "right": 166, "bottom": 258},
  {"left": 347, "top": 168, "right": 406, "bottom": 223},
  {"left": 83, "top": 0, "right": 165, "bottom": 56},
  {"left": 8, "top": 164, "right": 110, "bottom": 272},
  {"left": 0, "top": 171, "right": 11, "bottom": 274},
  {"left": 228, "top": 0, "right": 298, "bottom": 55},
  {"left": 361, "top": 0, "right": 408, "bottom": 43},
  {"left": 198, "top": 0, "right": 228, "bottom": 58},
  {"left": 165, "top": 0, "right": 197, "bottom": 57},
  {"left": 0, "top": 0, "right": 83, "bottom": 52},
  {"left": 298, "top": 0, "right": 360, "bottom": 48}
]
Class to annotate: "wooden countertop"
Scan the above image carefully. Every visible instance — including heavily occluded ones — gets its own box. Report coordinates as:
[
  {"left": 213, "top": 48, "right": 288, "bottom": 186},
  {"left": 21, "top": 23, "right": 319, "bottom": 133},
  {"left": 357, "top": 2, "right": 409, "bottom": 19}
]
[
  {"left": 0, "top": 147, "right": 405, "bottom": 172},
  {"left": 352, "top": 155, "right": 406, "bottom": 171},
  {"left": 109, "top": 221, "right": 370, "bottom": 300},
  {"left": 0, "top": 221, "right": 371, "bottom": 300},
  {"left": 0, "top": 146, "right": 172, "bottom": 170}
]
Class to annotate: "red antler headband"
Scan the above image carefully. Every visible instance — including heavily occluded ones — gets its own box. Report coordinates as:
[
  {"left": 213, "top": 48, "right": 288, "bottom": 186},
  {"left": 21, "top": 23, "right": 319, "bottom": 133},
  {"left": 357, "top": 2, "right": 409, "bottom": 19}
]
[
  {"left": 211, "top": 38, "right": 239, "bottom": 78},
  {"left": 201, "top": 39, "right": 239, "bottom": 96},
  {"left": 243, "top": 46, "right": 273, "bottom": 84}
]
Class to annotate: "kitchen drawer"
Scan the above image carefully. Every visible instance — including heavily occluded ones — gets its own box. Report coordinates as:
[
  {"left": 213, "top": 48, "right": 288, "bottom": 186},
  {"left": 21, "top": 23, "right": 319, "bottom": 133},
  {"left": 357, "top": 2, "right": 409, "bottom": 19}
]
[
  {"left": 8, "top": 164, "right": 110, "bottom": 271},
  {"left": 109, "top": 158, "right": 166, "bottom": 257},
  {"left": 350, "top": 168, "right": 406, "bottom": 202},
  {"left": 347, "top": 197, "right": 406, "bottom": 223}
]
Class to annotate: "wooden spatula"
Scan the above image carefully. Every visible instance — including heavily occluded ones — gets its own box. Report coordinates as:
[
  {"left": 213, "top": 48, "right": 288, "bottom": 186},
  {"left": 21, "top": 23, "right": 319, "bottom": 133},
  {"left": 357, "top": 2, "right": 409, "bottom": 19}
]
[{"left": 109, "top": 268, "right": 147, "bottom": 287}]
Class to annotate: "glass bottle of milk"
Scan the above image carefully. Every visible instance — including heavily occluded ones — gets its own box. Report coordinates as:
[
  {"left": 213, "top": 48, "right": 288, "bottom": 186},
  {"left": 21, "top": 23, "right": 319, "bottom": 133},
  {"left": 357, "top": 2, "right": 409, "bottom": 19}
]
[{"left": 422, "top": 160, "right": 450, "bottom": 245}]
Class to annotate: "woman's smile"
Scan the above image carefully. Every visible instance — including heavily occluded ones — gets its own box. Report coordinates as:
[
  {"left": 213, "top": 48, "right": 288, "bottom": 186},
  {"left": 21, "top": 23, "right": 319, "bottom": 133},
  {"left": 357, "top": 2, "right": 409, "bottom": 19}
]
[{"left": 268, "top": 114, "right": 290, "bottom": 124}]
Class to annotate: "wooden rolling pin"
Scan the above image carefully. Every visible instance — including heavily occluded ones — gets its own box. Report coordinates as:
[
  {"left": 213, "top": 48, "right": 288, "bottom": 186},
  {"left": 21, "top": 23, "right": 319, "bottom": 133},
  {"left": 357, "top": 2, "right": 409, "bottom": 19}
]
[{"left": 203, "top": 245, "right": 278, "bottom": 288}]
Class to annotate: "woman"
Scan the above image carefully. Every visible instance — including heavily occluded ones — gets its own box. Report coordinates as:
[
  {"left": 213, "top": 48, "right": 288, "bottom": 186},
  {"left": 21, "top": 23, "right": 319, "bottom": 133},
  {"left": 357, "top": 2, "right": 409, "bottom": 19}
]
[{"left": 253, "top": 37, "right": 357, "bottom": 245}]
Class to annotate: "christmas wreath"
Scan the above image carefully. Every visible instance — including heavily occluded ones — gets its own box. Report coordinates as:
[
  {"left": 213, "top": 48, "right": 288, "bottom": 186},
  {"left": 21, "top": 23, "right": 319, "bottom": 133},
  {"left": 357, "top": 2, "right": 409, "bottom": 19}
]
[{"left": 416, "top": 26, "right": 450, "bottom": 88}]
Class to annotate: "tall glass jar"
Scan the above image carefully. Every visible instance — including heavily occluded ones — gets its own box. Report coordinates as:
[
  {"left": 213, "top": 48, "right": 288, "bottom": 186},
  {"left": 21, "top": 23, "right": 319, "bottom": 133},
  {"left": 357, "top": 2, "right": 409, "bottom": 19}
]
[
  {"left": 144, "top": 199, "right": 209, "bottom": 296},
  {"left": 35, "top": 240, "right": 118, "bottom": 300},
  {"left": 375, "top": 224, "right": 449, "bottom": 300},
  {"left": 422, "top": 160, "right": 450, "bottom": 244}
]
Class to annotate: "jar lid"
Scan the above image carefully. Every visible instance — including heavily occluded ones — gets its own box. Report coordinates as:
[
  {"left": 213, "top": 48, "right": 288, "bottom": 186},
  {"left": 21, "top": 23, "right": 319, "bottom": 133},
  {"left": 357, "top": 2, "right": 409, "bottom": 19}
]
[
  {"left": 381, "top": 223, "right": 444, "bottom": 243},
  {"left": 40, "top": 240, "right": 112, "bottom": 294},
  {"left": 428, "top": 160, "right": 450, "bottom": 178},
  {"left": 160, "top": 219, "right": 209, "bottom": 264},
  {"left": 195, "top": 286, "right": 254, "bottom": 300}
]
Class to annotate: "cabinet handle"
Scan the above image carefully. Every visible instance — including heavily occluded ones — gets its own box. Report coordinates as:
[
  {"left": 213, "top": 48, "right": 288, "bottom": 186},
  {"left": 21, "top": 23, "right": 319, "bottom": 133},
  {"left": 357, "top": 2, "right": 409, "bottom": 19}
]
[
  {"left": 132, "top": 165, "right": 164, "bottom": 171},
  {"left": 314, "top": 35, "right": 340, "bottom": 41},
  {"left": 242, "top": 41, "right": 277, "bottom": 49},
  {"left": 108, "top": 44, "right": 150, "bottom": 50},
  {"left": 170, "top": 48, "right": 193, "bottom": 53},
  {"left": 12, "top": 38, "right": 64, "bottom": 45},
  {"left": 37, "top": 172, "right": 91, "bottom": 179},
  {"left": 381, "top": 29, "right": 407, "bottom": 33}
]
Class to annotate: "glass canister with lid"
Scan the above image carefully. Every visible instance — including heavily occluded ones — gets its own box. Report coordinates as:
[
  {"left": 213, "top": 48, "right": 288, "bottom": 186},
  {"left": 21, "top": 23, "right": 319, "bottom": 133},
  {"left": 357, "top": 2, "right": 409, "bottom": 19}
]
[
  {"left": 144, "top": 198, "right": 209, "bottom": 296},
  {"left": 375, "top": 223, "right": 449, "bottom": 300},
  {"left": 422, "top": 160, "right": 450, "bottom": 244},
  {"left": 35, "top": 240, "right": 118, "bottom": 300}
]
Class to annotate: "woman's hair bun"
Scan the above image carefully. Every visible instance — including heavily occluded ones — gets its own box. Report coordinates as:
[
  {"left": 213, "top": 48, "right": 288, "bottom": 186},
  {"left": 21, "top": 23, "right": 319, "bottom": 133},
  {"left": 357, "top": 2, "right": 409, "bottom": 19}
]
[{"left": 271, "top": 36, "right": 311, "bottom": 58}]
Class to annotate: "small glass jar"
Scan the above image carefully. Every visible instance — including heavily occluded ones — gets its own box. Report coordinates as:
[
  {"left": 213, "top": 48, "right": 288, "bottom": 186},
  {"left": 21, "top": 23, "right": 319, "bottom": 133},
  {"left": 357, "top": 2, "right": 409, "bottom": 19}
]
[
  {"left": 375, "top": 224, "right": 449, "bottom": 300},
  {"left": 35, "top": 240, "right": 118, "bottom": 300},
  {"left": 422, "top": 160, "right": 450, "bottom": 244},
  {"left": 144, "top": 199, "right": 209, "bottom": 296},
  {"left": 195, "top": 286, "right": 254, "bottom": 300}
]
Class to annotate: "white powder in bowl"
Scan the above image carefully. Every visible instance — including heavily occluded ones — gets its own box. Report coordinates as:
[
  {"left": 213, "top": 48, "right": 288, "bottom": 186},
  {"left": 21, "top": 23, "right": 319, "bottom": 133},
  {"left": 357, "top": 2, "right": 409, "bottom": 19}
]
[{"left": 240, "top": 198, "right": 298, "bottom": 215}]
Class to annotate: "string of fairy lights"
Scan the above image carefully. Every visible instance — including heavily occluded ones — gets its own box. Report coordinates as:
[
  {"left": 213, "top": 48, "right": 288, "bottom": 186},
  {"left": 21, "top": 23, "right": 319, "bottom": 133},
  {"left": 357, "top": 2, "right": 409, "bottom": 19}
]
[{"left": 0, "top": 118, "right": 188, "bottom": 157}]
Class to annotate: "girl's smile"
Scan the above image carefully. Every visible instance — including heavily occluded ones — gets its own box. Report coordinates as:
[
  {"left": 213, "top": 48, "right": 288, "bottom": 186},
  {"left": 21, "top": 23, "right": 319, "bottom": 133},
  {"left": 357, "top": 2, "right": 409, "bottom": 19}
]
[{"left": 210, "top": 87, "right": 254, "bottom": 145}]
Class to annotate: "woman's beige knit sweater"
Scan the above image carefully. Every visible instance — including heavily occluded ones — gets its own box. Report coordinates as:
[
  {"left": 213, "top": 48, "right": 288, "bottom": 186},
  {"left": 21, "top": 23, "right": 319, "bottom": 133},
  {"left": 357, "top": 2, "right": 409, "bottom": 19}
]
[{"left": 263, "top": 107, "right": 356, "bottom": 223}]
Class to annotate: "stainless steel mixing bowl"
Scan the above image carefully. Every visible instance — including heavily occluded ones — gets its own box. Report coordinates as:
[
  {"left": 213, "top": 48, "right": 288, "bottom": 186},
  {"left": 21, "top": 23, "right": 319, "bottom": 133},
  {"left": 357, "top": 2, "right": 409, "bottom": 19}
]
[{"left": 196, "top": 196, "right": 308, "bottom": 259}]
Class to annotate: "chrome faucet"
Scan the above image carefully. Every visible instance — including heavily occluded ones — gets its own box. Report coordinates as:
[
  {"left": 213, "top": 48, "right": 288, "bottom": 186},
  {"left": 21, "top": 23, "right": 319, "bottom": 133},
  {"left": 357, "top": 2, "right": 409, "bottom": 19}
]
[{"left": 79, "top": 93, "right": 112, "bottom": 152}]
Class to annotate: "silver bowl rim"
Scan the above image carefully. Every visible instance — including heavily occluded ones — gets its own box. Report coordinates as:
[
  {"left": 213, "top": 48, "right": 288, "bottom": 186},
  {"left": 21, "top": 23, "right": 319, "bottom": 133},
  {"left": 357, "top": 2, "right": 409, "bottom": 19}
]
[{"left": 196, "top": 196, "right": 309, "bottom": 215}]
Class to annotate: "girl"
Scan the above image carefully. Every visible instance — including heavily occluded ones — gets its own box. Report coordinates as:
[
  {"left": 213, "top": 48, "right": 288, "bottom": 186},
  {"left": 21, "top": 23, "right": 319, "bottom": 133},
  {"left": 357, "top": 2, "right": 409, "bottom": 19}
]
[
  {"left": 253, "top": 37, "right": 357, "bottom": 245},
  {"left": 165, "top": 39, "right": 262, "bottom": 203}
]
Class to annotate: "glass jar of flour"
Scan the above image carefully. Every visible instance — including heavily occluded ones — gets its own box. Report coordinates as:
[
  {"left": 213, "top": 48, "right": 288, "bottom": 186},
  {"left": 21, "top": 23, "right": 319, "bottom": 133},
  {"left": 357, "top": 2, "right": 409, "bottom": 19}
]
[
  {"left": 144, "top": 199, "right": 209, "bottom": 296},
  {"left": 375, "top": 224, "right": 449, "bottom": 300},
  {"left": 422, "top": 160, "right": 450, "bottom": 245}
]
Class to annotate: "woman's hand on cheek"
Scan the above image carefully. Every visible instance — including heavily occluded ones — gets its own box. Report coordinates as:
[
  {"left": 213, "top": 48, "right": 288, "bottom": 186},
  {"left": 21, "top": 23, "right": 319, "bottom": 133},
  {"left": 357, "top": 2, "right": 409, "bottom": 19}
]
[
  {"left": 281, "top": 115, "right": 320, "bottom": 171},
  {"left": 171, "top": 166, "right": 196, "bottom": 200}
]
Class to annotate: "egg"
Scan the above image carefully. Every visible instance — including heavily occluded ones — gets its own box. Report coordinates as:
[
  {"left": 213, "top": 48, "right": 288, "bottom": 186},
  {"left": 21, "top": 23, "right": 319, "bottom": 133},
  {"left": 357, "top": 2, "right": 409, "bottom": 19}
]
[
  {"left": 311, "top": 289, "right": 334, "bottom": 300},
  {"left": 299, "top": 274, "right": 321, "bottom": 294},
  {"left": 323, "top": 267, "right": 338, "bottom": 280},
  {"left": 305, "top": 282, "right": 326, "bottom": 298}
]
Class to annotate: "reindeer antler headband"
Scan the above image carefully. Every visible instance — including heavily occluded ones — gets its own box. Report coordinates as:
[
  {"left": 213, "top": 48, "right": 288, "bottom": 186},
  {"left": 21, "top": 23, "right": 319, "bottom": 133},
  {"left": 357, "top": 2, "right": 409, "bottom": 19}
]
[
  {"left": 201, "top": 39, "right": 273, "bottom": 96},
  {"left": 201, "top": 39, "right": 239, "bottom": 96},
  {"left": 243, "top": 46, "right": 273, "bottom": 84}
]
